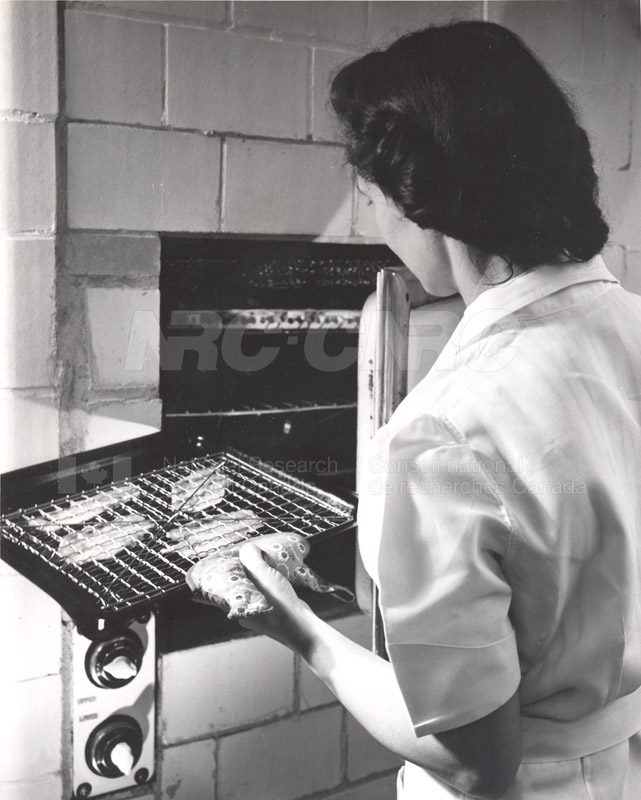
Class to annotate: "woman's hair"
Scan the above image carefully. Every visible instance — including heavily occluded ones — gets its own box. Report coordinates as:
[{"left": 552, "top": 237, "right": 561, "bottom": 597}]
[{"left": 330, "top": 21, "right": 609, "bottom": 269}]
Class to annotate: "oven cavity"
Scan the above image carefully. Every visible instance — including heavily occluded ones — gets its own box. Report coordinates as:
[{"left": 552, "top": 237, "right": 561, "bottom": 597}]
[{"left": 160, "top": 238, "right": 398, "bottom": 488}]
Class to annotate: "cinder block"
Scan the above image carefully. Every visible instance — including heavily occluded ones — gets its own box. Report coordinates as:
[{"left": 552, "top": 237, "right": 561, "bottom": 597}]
[
  {"left": 167, "top": 26, "right": 307, "bottom": 138},
  {"left": 67, "top": 124, "right": 221, "bottom": 231},
  {"left": 66, "top": 232, "right": 160, "bottom": 277},
  {"left": 160, "top": 739, "right": 216, "bottom": 800},
  {"left": 160, "top": 130, "right": 221, "bottom": 231},
  {"left": 87, "top": 397, "right": 162, "bottom": 428},
  {"left": 84, "top": 398, "right": 162, "bottom": 450},
  {"left": 581, "top": 1, "right": 640, "bottom": 86},
  {"left": 599, "top": 167, "right": 641, "bottom": 250},
  {"left": 0, "top": 390, "right": 59, "bottom": 472},
  {"left": 631, "top": 83, "right": 641, "bottom": 169},
  {"left": 299, "top": 613, "right": 372, "bottom": 710},
  {"left": 313, "top": 49, "right": 352, "bottom": 142},
  {"left": 370, "top": 1, "right": 481, "bottom": 47},
  {"left": 224, "top": 139, "right": 352, "bottom": 236},
  {"left": 0, "top": 0, "right": 58, "bottom": 114},
  {"left": 323, "top": 773, "right": 398, "bottom": 800},
  {"left": 0, "top": 674, "right": 62, "bottom": 782},
  {"left": 65, "top": 10, "right": 163, "bottom": 125},
  {"left": 486, "top": 2, "right": 583, "bottom": 82},
  {"left": 106, "top": 1, "right": 226, "bottom": 23},
  {"left": 569, "top": 81, "right": 632, "bottom": 171},
  {"left": 234, "top": 1, "right": 367, "bottom": 46},
  {"left": 0, "top": 122, "right": 56, "bottom": 232},
  {"left": 86, "top": 287, "right": 160, "bottom": 389},
  {"left": 0, "top": 575, "right": 61, "bottom": 684},
  {"left": 346, "top": 713, "right": 403, "bottom": 781},
  {"left": 161, "top": 635, "right": 295, "bottom": 744},
  {"left": 218, "top": 706, "right": 343, "bottom": 800},
  {"left": 0, "top": 773, "right": 64, "bottom": 800},
  {"left": 0, "top": 238, "right": 55, "bottom": 389},
  {"left": 624, "top": 250, "right": 641, "bottom": 295}
]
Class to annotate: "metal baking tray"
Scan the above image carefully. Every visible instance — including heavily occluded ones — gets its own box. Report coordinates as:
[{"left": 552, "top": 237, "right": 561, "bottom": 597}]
[{"left": 0, "top": 450, "right": 356, "bottom": 637}]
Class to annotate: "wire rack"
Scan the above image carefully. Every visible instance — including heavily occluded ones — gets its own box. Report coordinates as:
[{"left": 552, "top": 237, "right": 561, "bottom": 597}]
[{"left": 0, "top": 451, "right": 355, "bottom": 618}]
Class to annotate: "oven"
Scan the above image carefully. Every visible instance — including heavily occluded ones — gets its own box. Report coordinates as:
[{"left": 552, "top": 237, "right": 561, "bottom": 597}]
[{"left": 0, "top": 236, "right": 399, "bottom": 799}]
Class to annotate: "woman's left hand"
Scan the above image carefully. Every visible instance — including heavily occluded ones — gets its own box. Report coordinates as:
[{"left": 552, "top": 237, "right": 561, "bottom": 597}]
[{"left": 237, "top": 542, "right": 317, "bottom": 654}]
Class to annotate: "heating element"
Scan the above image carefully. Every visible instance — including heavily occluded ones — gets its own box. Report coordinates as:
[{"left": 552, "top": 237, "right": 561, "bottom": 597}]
[{"left": 1, "top": 450, "right": 355, "bottom": 635}]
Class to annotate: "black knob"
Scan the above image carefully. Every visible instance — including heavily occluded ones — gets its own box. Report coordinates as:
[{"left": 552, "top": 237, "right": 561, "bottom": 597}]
[
  {"left": 85, "top": 631, "right": 143, "bottom": 688},
  {"left": 85, "top": 715, "right": 143, "bottom": 779}
]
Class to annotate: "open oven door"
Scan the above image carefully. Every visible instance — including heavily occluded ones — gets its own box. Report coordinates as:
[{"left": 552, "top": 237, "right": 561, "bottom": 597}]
[{"left": 356, "top": 266, "right": 465, "bottom": 655}]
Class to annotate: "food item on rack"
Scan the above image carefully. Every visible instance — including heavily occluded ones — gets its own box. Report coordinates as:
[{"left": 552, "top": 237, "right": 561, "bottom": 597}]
[
  {"left": 58, "top": 514, "right": 155, "bottom": 565},
  {"left": 27, "top": 485, "right": 141, "bottom": 531},
  {"left": 171, "top": 469, "right": 229, "bottom": 511},
  {"left": 162, "top": 510, "right": 263, "bottom": 558},
  {"left": 186, "top": 532, "right": 355, "bottom": 619}
]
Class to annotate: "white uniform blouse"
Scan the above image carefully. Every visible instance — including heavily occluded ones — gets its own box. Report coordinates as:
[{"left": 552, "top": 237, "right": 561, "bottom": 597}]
[{"left": 357, "top": 256, "right": 641, "bottom": 799}]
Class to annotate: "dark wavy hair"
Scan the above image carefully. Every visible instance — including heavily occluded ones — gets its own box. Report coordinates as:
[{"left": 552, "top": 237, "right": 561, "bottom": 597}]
[{"left": 330, "top": 21, "right": 609, "bottom": 269}]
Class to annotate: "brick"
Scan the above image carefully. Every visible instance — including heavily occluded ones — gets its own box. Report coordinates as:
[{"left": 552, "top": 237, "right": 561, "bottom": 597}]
[
  {"left": 0, "top": 674, "right": 62, "bottom": 781},
  {"left": 299, "top": 613, "right": 372, "bottom": 710},
  {"left": 167, "top": 27, "right": 307, "bottom": 138},
  {"left": 66, "top": 10, "right": 163, "bottom": 125},
  {"left": 570, "top": 81, "right": 633, "bottom": 171},
  {"left": 84, "top": 398, "right": 162, "bottom": 450},
  {"left": 0, "top": 122, "right": 56, "bottom": 232},
  {"left": 66, "top": 232, "right": 160, "bottom": 276},
  {"left": 370, "top": 1, "right": 482, "bottom": 47},
  {"left": 0, "top": 773, "right": 64, "bottom": 800},
  {"left": 313, "top": 49, "right": 352, "bottom": 142},
  {"left": 487, "top": 2, "right": 583, "bottom": 83},
  {"left": 218, "top": 706, "right": 343, "bottom": 800},
  {"left": 599, "top": 167, "right": 641, "bottom": 250},
  {"left": 0, "top": 575, "right": 61, "bottom": 684},
  {"left": 160, "top": 739, "right": 216, "bottom": 800},
  {"left": 347, "top": 713, "right": 403, "bottom": 782},
  {"left": 0, "top": 238, "right": 55, "bottom": 389},
  {"left": 161, "top": 635, "right": 294, "bottom": 743},
  {"left": 0, "top": 0, "right": 58, "bottom": 114},
  {"left": 0, "top": 390, "right": 59, "bottom": 472},
  {"left": 234, "top": 1, "right": 367, "bottom": 46},
  {"left": 106, "top": 1, "right": 226, "bottom": 23},
  {"left": 224, "top": 140, "right": 352, "bottom": 236},
  {"left": 323, "top": 773, "right": 398, "bottom": 800},
  {"left": 67, "top": 124, "right": 221, "bottom": 231},
  {"left": 623, "top": 250, "right": 641, "bottom": 295},
  {"left": 86, "top": 287, "right": 160, "bottom": 389}
]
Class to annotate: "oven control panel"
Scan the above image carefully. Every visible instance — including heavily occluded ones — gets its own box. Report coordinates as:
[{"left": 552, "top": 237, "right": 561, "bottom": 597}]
[{"left": 71, "top": 615, "right": 155, "bottom": 798}]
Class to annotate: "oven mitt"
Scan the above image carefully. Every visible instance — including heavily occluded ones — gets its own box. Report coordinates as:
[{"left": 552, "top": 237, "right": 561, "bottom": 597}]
[{"left": 185, "top": 532, "right": 355, "bottom": 619}]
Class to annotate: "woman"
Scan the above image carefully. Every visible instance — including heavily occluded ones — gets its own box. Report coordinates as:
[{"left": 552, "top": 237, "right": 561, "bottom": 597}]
[{"left": 236, "top": 21, "right": 641, "bottom": 799}]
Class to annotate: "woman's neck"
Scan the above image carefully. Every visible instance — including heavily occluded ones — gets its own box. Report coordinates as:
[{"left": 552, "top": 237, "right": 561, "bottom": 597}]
[{"left": 445, "top": 237, "right": 517, "bottom": 306}]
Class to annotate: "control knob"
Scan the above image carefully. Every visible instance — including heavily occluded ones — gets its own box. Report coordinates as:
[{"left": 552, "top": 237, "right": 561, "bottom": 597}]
[
  {"left": 85, "top": 715, "right": 143, "bottom": 779},
  {"left": 85, "top": 630, "right": 143, "bottom": 688}
]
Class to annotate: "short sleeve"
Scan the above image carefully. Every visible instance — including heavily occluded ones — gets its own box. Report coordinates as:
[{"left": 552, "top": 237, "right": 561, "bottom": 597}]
[{"left": 357, "top": 413, "right": 521, "bottom": 737}]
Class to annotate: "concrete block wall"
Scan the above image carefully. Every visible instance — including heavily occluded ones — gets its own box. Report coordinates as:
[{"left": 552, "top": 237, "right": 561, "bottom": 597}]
[
  {"left": 59, "top": 0, "right": 640, "bottom": 451},
  {"left": 157, "top": 612, "right": 401, "bottom": 800},
  {"left": 0, "top": 4, "right": 64, "bottom": 795}
]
